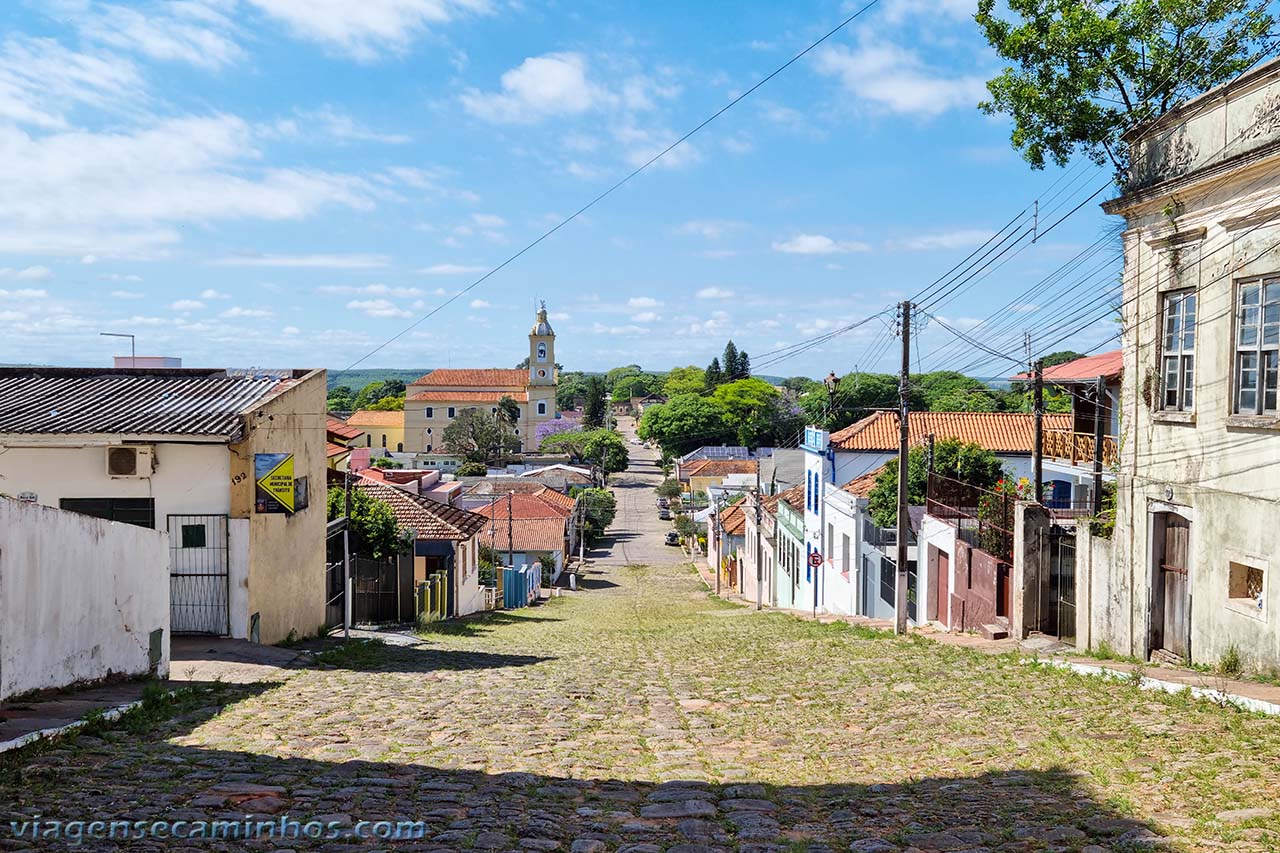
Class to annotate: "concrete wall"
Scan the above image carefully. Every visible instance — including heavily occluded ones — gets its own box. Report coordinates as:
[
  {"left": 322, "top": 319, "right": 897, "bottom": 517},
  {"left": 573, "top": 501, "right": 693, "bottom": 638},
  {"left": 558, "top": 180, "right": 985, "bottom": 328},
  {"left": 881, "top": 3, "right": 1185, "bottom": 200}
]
[
  {"left": 231, "top": 370, "right": 328, "bottom": 645},
  {"left": 1012, "top": 502, "right": 1052, "bottom": 641},
  {"left": 0, "top": 500, "right": 169, "bottom": 700},
  {"left": 919, "top": 514, "right": 955, "bottom": 627},
  {"left": 1109, "top": 66, "right": 1280, "bottom": 669},
  {"left": 1074, "top": 524, "right": 1119, "bottom": 655}
]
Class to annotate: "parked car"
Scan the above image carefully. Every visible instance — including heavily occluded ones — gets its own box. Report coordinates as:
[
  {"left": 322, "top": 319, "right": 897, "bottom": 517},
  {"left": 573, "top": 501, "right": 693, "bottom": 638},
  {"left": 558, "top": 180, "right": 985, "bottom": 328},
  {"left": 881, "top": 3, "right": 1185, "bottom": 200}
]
[
  {"left": 658, "top": 508, "right": 671, "bottom": 520},
  {"left": 656, "top": 497, "right": 669, "bottom": 508},
  {"left": 664, "top": 531, "right": 681, "bottom": 546}
]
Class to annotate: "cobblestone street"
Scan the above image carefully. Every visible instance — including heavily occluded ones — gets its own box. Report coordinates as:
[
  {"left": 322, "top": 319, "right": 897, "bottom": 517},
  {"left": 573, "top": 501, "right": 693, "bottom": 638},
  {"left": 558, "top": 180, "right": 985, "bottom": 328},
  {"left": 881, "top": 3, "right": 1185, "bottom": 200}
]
[{"left": 6, "top": 545, "right": 1280, "bottom": 851}]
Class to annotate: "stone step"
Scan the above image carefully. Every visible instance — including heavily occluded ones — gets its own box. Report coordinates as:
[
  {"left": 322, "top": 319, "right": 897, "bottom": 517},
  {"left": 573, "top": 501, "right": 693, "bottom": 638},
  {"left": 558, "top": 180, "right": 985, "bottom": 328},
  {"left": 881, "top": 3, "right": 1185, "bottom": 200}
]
[{"left": 981, "top": 623, "right": 1009, "bottom": 640}]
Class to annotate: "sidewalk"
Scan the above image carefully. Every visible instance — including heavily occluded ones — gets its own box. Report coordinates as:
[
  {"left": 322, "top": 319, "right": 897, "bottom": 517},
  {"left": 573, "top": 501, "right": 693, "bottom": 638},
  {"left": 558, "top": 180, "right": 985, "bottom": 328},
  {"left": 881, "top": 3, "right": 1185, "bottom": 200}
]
[
  {"left": 0, "top": 638, "right": 310, "bottom": 753},
  {"left": 693, "top": 561, "right": 1280, "bottom": 716}
]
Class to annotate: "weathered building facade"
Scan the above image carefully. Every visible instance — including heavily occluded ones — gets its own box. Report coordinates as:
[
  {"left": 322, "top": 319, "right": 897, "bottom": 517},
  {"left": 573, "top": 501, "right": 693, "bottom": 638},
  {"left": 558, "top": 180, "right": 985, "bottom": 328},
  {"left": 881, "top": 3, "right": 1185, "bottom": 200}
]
[{"left": 1103, "top": 59, "right": 1280, "bottom": 669}]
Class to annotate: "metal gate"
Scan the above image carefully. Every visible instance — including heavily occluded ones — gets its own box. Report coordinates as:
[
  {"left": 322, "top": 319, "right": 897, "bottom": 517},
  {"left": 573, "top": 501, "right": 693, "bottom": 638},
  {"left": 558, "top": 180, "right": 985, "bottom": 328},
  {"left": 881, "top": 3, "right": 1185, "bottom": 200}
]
[
  {"left": 1044, "top": 524, "right": 1077, "bottom": 646},
  {"left": 168, "top": 514, "right": 230, "bottom": 635}
]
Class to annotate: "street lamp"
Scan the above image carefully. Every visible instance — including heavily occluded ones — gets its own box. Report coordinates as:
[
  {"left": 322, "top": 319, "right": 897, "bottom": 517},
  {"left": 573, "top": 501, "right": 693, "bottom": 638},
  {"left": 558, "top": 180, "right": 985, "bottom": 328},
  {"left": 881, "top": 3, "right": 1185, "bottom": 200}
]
[{"left": 100, "top": 332, "right": 136, "bottom": 365}]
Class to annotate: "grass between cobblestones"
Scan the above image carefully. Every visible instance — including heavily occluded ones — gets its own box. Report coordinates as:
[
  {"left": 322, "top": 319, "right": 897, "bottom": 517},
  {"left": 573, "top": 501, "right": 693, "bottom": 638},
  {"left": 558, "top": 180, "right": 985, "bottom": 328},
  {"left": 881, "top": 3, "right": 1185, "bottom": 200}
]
[{"left": 2, "top": 561, "right": 1278, "bottom": 851}]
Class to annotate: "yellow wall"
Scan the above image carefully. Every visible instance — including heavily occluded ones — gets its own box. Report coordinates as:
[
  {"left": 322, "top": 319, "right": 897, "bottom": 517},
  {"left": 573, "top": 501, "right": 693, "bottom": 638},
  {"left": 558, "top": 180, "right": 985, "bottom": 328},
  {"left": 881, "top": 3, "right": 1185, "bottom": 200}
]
[
  {"left": 350, "top": 422, "right": 406, "bottom": 453},
  {"left": 229, "top": 369, "right": 328, "bottom": 644}
]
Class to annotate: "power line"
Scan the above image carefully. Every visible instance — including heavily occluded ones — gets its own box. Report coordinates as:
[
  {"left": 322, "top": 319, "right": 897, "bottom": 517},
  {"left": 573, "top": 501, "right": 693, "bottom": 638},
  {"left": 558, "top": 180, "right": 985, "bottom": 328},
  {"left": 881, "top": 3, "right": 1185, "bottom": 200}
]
[{"left": 331, "top": 0, "right": 885, "bottom": 381}]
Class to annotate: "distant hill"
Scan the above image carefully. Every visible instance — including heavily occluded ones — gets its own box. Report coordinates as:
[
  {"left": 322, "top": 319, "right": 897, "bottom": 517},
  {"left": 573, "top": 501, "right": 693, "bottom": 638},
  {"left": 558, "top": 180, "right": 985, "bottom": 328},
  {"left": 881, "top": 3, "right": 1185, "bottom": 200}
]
[{"left": 327, "top": 369, "right": 429, "bottom": 391}]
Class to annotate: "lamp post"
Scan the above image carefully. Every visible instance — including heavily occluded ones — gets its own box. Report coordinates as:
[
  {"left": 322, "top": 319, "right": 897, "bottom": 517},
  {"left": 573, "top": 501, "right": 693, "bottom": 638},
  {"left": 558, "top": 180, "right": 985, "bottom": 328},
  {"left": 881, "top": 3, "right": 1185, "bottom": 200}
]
[{"left": 100, "top": 332, "right": 136, "bottom": 365}]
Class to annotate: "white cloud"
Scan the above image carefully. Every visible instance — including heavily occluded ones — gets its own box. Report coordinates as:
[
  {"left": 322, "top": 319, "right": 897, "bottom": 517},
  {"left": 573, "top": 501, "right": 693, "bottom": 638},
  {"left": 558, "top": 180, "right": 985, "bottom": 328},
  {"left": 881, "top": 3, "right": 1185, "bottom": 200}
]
[
  {"left": 772, "top": 234, "right": 871, "bottom": 255},
  {"left": 696, "top": 287, "right": 734, "bottom": 300},
  {"left": 277, "top": 105, "right": 411, "bottom": 144},
  {"left": 591, "top": 321, "right": 647, "bottom": 336},
  {"left": 80, "top": 255, "right": 98, "bottom": 265},
  {"left": 471, "top": 213, "right": 505, "bottom": 229},
  {"left": 886, "top": 229, "right": 992, "bottom": 251},
  {"left": 244, "top": 0, "right": 492, "bottom": 61},
  {"left": 0, "top": 287, "right": 48, "bottom": 298},
  {"left": 630, "top": 311, "right": 659, "bottom": 323},
  {"left": 170, "top": 299, "right": 205, "bottom": 311},
  {"left": 281, "top": 325, "right": 301, "bottom": 335},
  {"left": 0, "top": 265, "right": 52, "bottom": 280},
  {"left": 676, "top": 219, "right": 743, "bottom": 240},
  {"left": 74, "top": 1, "right": 244, "bottom": 71},
  {"left": 0, "top": 35, "right": 145, "bottom": 129},
  {"left": 317, "top": 283, "right": 423, "bottom": 297},
  {"left": 627, "top": 296, "right": 661, "bottom": 308},
  {"left": 198, "top": 288, "right": 230, "bottom": 299},
  {"left": 881, "top": 0, "right": 975, "bottom": 23},
  {"left": 419, "top": 263, "right": 486, "bottom": 275},
  {"left": 814, "top": 41, "right": 986, "bottom": 117},
  {"left": 0, "top": 115, "right": 375, "bottom": 257},
  {"left": 614, "top": 124, "right": 700, "bottom": 169},
  {"left": 212, "top": 252, "right": 389, "bottom": 269},
  {"left": 346, "top": 298, "right": 409, "bottom": 318},
  {"left": 469, "top": 298, "right": 490, "bottom": 308},
  {"left": 101, "top": 272, "right": 142, "bottom": 282},
  {"left": 221, "top": 306, "right": 273, "bottom": 318},
  {"left": 110, "top": 289, "right": 143, "bottom": 298},
  {"left": 461, "top": 52, "right": 610, "bottom": 123}
]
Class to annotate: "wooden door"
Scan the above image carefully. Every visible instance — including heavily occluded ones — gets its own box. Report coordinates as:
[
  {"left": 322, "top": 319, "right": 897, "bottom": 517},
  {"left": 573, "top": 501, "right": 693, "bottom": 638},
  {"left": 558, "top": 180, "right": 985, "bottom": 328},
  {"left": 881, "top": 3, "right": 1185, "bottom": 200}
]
[
  {"left": 935, "top": 551, "right": 950, "bottom": 627},
  {"left": 1161, "top": 516, "right": 1191, "bottom": 660}
]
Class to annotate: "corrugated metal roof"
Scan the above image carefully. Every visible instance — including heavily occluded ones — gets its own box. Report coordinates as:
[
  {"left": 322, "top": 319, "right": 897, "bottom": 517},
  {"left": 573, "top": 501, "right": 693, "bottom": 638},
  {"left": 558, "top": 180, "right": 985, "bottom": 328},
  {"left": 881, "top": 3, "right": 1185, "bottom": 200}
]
[{"left": 0, "top": 368, "right": 289, "bottom": 437}]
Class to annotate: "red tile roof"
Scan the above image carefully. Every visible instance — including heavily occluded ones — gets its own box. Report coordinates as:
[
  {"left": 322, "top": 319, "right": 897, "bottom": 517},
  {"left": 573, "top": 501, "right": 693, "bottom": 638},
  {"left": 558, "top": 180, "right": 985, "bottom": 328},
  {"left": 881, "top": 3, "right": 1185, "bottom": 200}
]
[
  {"left": 775, "top": 484, "right": 805, "bottom": 512},
  {"left": 682, "top": 459, "right": 758, "bottom": 479},
  {"left": 473, "top": 492, "right": 574, "bottom": 520},
  {"left": 346, "top": 409, "right": 404, "bottom": 427},
  {"left": 327, "top": 416, "right": 364, "bottom": 442},
  {"left": 410, "top": 368, "right": 529, "bottom": 387},
  {"left": 829, "top": 411, "right": 1070, "bottom": 454},
  {"left": 717, "top": 503, "right": 747, "bottom": 535},
  {"left": 407, "top": 390, "right": 529, "bottom": 403},
  {"left": 355, "top": 480, "right": 489, "bottom": 540},
  {"left": 482, "top": 517, "right": 567, "bottom": 553},
  {"left": 1011, "top": 350, "right": 1123, "bottom": 383},
  {"left": 326, "top": 442, "right": 350, "bottom": 458},
  {"left": 841, "top": 466, "right": 886, "bottom": 497}
]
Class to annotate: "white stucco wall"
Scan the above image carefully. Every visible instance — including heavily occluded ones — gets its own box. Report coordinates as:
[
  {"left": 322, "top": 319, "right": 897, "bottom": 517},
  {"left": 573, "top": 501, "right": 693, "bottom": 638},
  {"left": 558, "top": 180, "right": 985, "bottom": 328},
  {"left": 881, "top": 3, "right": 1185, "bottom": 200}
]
[
  {"left": 0, "top": 500, "right": 170, "bottom": 700},
  {"left": 821, "top": 487, "right": 860, "bottom": 616},
  {"left": 919, "top": 514, "right": 957, "bottom": 628}
]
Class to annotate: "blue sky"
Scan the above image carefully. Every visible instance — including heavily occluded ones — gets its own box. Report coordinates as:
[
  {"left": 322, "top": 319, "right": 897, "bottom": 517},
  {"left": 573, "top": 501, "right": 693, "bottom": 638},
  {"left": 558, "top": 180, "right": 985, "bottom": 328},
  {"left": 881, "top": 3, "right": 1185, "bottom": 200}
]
[{"left": 0, "top": 0, "right": 1121, "bottom": 379}]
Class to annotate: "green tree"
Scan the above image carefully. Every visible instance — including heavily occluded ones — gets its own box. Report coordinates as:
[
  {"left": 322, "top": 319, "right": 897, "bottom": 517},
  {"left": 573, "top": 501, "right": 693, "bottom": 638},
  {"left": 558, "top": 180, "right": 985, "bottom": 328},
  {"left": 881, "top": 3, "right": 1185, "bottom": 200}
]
[
  {"left": 1042, "top": 350, "right": 1085, "bottom": 367},
  {"left": 441, "top": 409, "right": 518, "bottom": 464},
  {"left": 583, "top": 375, "right": 607, "bottom": 428},
  {"left": 799, "top": 372, "right": 907, "bottom": 432},
  {"left": 712, "top": 378, "right": 788, "bottom": 448},
  {"left": 578, "top": 487, "right": 617, "bottom": 542},
  {"left": 604, "top": 364, "right": 643, "bottom": 391},
  {"left": 705, "top": 357, "right": 725, "bottom": 389},
  {"left": 538, "top": 429, "right": 591, "bottom": 462},
  {"left": 915, "top": 371, "right": 1002, "bottom": 412},
  {"left": 656, "top": 478, "right": 682, "bottom": 499},
  {"left": 663, "top": 366, "right": 706, "bottom": 396},
  {"left": 455, "top": 461, "right": 488, "bottom": 477},
  {"left": 366, "top": 395, "right": 405, "bottom": 411},
  {"left": 611, "top": 373, "right": 658, "bottom": 402},
  {"left": 327, "top": 384, "right": 355, "bottom": 411},
  {"left": 976, "top": 0, "right": 1273, "bottom": 175},
  {"left": 496, "top": 396, "right": 521, "bottom": 429},
  {"left": 326, "top": 486, "right": 410, "bottom": 560},
  {"left": 781, "top": 376, "right": 820, "bottom": 395},
  {"left": 722, "top": 341, "right": 741, "bottom": 380},
  {"left": 582, "top": 429, "right": 629, "bottom": 477},
  {"left": 353, "top": 379, "right": 406, "bottom": 410},
  {"left": 868, "top": 440, "right": 1006, "bottom": 529},
  {"left": 637, "top": 393, "right": 732, "bottom": 458},
  {"left": 556, "top": 371, "right": 590, "bottom": 411}
]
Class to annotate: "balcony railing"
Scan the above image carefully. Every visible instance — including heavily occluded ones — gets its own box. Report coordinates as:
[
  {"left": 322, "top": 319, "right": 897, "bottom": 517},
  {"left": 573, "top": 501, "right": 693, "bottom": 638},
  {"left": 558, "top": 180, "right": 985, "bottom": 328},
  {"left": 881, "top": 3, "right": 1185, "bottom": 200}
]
[
  {"left": 926, "top": 473, "right": 1013, "bottom": 564},
  {"left": 1044, "top": 429, "right": 1118, "bottom": 468}
]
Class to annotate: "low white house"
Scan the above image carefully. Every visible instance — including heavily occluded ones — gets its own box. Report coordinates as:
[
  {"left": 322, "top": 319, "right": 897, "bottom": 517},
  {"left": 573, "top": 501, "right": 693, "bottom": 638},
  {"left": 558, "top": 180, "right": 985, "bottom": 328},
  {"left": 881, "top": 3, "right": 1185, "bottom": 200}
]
[
  {"left": 0, "top": 366, "right": 328, "bottom": 645},
  {"left": 0, "top": 499, "right": 169, "bottom": 700}
]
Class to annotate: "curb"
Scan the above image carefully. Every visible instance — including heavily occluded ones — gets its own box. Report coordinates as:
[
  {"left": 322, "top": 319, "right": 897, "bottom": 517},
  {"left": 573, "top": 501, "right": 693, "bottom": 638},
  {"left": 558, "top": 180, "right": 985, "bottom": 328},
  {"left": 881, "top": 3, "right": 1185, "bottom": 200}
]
[
  {"left": 1040, "top": 658, "right": 1280, "bottom": 716},
  {"left": 0, "top": 699, "right": 144, "bottom": 755}
]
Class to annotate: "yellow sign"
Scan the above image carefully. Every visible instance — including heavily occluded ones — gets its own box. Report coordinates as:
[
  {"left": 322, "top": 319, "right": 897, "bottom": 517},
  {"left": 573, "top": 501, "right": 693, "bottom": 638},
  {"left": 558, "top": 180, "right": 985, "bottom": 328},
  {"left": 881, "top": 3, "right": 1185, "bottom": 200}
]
[{"left": 255, "top": 453, "right": 295, "bottom": 513}]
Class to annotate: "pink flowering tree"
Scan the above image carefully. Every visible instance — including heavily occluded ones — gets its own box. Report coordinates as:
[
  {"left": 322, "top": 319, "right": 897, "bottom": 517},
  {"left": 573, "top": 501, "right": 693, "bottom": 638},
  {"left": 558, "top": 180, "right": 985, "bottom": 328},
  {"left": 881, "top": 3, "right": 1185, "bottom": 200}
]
[{"left": 536, "top": 419, "right": 581, "bottom": 444}]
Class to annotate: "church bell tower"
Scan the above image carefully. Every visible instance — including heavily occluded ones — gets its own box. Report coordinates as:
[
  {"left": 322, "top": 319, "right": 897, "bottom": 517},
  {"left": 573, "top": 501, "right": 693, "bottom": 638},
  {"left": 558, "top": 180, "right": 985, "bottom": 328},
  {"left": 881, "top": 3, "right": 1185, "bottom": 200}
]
[{"left": 529, "top": 301, "right": 556, "bottom": 387}]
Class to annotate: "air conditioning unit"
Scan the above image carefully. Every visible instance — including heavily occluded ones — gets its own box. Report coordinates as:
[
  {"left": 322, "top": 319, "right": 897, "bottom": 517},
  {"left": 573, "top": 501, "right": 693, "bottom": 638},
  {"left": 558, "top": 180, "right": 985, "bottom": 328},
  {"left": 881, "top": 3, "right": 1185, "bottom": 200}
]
[{"left": 106, "top": 445, "right": 153, "bottom": 478}]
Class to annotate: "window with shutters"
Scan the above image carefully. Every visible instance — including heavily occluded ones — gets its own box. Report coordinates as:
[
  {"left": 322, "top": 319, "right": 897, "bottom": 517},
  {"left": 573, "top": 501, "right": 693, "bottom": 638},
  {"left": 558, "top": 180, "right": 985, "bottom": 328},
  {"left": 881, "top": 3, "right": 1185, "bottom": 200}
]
[
  {"left": 1235, "top": 279, "right": 1280, "bottom": 415},
  {"left": 1161, "top": 289, "right": 1196, "bottom": 411}
]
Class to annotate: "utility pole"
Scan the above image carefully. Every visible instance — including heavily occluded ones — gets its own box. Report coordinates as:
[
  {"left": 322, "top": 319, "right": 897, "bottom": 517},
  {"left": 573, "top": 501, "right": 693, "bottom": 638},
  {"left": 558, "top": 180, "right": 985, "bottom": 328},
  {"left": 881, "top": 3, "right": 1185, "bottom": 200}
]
[
  {"left": 754, "top": 462, "right": 763, "bottom": 611},
  {"left": 895, "top": 300, "right": 912, "bottom": 636},
  {"left": 1092, "top": 376, "right": 1105, "bottom": 516},
  {"left": 713, "top": 494, "right": 721, "bottom": 596},
  {"left": 926, "top": 433, "right": 936, "bottom": 475},
  {"left": 507, "top": 490, "right": 514, "bottom": 571},
  {"left": 578, "top": 497, "right": 586, "bottom": 564},
  {"left": 1033, "top": 358, "right": 1044, "bottom": 503},
  {"left": 343, "top": 471, "right": 352, "bottom": 638}
]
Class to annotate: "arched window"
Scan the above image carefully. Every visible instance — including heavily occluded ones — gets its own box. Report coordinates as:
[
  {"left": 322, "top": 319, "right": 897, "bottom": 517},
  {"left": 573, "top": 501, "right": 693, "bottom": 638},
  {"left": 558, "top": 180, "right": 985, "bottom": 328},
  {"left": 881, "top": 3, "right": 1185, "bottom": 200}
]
[
  {"left": 381, "top": 434, "right": 387, "bottom": 448},
  {"left": 537, "top": 342, "right": 547, "bottom": 362},
  {"left": 397, "top": 443, "right": 403, "bottom": 452},
  {"left": 425, "top": 407, "right": 433, "bottom": 418},
  {"left": 537, "top": 401, "right": 547, "bottom": 415}
]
